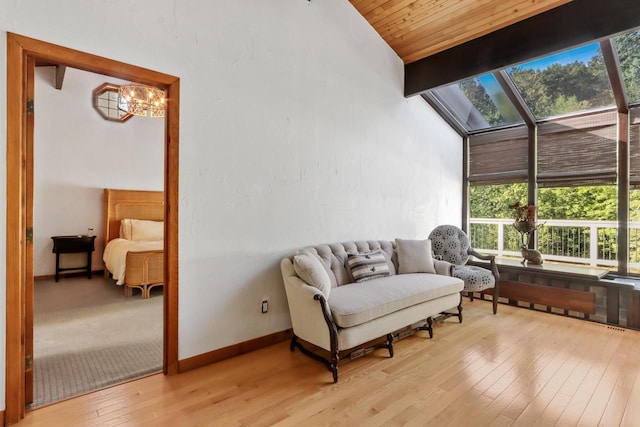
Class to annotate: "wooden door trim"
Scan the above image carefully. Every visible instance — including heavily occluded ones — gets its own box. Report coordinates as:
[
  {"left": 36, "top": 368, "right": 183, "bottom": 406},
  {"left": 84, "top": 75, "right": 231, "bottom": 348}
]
[
  {"left": 5, "top": 33, "right": 180, "bottom": 425},
  {"left": 24, "top": 55, "right": 35, "bottom": 406},
  {"left": 6, "top": 31, "right": 27, "bottom": 425}
]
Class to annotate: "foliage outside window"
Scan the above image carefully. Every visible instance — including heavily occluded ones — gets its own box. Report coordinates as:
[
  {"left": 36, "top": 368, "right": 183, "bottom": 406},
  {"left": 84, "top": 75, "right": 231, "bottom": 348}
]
[
  {"left": 538, "top": 186, "right": 617, "bottom": 264},
  {"left": 458, "top": 76, "right": 521, "bottom": 126},
  {"left": 470, "top": 184, "right": 527, "bottom": 253},
  {"left": 506, "top": 43, "right": 614, "bottom": 119},
  {"left": 615, "top": 30, "right": 640, "bottom": 103},
  {"left": 470, "top": 185, "right": 620, "bottom": 267},
  {"left": 433, "top": 74, "right": 523, "bottom": 131},
  {"left": 537, "top": 187, "right": 617, "bottom": 221}
]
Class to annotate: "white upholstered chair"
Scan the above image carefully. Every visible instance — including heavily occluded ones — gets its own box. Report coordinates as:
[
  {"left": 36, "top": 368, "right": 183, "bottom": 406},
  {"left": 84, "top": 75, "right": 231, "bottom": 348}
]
[{"left": 429, "top": 225, "right": 500, "bottom": 314}]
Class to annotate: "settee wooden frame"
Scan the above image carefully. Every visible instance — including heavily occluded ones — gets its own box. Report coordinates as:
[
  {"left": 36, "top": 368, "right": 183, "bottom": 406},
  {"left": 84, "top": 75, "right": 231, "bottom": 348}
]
[{"left": 289, "top": 293, "right": 451, "bottom": 383}]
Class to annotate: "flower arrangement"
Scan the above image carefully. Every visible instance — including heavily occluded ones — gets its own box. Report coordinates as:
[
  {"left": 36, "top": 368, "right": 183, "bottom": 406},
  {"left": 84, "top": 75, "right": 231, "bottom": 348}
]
[
  {"left": 509, "top": 202, "right": 544, "bottom": 265},
  {"left": 509, "top": 201, "right": 545, "bottom": 243},
  {"left": 509, "top": 201, "right": 538, "bottom": 233}
]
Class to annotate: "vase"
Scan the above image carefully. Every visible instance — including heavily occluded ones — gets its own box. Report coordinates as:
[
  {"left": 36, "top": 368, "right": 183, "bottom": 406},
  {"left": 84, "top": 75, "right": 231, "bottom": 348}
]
[{"left": 513, "top": 220, "right": 536, "bottom": 234}]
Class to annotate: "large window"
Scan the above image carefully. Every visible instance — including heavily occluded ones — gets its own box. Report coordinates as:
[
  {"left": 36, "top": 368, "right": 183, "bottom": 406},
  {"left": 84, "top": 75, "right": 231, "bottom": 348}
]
[{"left": 440, "top": 27, "right": 640, "bottom": 274}]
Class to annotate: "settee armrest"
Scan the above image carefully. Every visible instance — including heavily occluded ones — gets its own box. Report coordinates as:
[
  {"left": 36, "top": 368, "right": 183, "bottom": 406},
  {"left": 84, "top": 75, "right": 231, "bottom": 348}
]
[
  {"left": 468, "top": 248, "right": 500, "bottom": 281},
  {"left": 280, "top": 258, "right": 336, "bottom": 351},
  {"left": 434, "top": 259, "right": 454, "bottom": 276}
]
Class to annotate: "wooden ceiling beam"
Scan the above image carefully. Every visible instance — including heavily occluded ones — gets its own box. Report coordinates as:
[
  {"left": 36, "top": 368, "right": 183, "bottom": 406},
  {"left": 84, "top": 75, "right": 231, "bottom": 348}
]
[{"left": 405, "top": 0, "right": 640, "bottom": 97}]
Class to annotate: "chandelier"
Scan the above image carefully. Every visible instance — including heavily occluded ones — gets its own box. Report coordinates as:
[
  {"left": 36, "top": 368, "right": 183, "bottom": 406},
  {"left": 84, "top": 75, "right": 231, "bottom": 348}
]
[{"left": 118, "top": 83, "right": 166, "bottom": 118}]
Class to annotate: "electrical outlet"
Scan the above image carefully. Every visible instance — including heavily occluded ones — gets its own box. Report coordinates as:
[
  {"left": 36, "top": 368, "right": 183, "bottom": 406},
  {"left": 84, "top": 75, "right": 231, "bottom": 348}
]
[{"left": 261, "top": 299, "right": 268, "bottom": 313}]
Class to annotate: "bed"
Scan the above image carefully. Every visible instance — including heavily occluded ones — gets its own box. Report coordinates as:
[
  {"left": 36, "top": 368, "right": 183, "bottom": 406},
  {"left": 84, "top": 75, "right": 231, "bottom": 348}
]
[{"left": 102, "top": 188, "right": 164, "bottom": 299}]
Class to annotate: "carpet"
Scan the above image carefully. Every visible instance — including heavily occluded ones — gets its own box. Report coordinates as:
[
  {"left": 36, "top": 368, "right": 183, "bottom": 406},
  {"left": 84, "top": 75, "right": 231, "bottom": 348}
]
[{"left": 32, "top": 275, "right": 163, "bottom": 407}]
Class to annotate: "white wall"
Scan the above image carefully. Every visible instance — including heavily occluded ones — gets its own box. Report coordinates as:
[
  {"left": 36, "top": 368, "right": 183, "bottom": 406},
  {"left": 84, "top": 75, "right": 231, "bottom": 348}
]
[
  {"left": 34, "top": 67, "right": 164, "bottom": 276},
  {"left": 0, "top": 0, "right": 463, "bottom": 410}
]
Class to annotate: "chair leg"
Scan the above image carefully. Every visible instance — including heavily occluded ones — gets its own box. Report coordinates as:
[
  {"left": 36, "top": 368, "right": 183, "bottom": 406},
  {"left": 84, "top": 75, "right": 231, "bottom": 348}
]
[
  {"left": 468, "top": 291, "right": 474, "bottom": 301},
  {"left": 416, "top": 317, "right": 434, "bottom": 337},
  {"left": 458, "top": 303, "right": 463, "bottom": 323},
  {"left": 330, "top": 353, "right": 339, "bottom": 383},
  {"left": 492, "top": 285, "right": 499, "bottom": 314}
]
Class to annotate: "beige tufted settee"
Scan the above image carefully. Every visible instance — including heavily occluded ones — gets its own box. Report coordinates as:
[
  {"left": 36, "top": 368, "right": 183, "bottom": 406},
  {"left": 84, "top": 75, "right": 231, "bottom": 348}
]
[{"left": 280, "top": 240, "right": 464, "bottom": 382}]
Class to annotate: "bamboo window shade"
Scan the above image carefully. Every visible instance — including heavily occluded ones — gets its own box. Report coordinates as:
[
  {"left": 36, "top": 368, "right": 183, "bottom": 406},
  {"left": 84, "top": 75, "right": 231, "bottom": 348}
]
[
  {"left": 469, "top": 125, "right": 528, "bottom": 185},
  {"left": 537, "top": 111, "right": 617, "bottom": 187}
]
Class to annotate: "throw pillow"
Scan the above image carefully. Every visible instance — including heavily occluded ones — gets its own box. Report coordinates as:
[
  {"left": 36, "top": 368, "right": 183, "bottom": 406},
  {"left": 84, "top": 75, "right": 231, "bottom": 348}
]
[
  {"left": 119, "top": 219, "right": 164, "bottom": 241},
  {"left": 396, "top": 238, "right": 436, "bottom": 274},
  {"left": 293, "top": 253, "right": 331, "bottom": 297},
  {"left": 346, "top": 250, "right": 390, "bottom": 283}
]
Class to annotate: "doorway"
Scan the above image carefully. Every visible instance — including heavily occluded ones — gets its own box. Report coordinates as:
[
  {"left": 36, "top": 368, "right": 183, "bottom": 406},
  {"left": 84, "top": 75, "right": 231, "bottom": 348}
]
[{"left": 6, "top": 33, "right": 179, "bottom": 425}]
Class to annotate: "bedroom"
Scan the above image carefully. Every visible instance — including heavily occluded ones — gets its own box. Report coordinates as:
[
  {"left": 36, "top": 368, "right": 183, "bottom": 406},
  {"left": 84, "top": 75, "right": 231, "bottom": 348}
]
[{"left": 32, "top": 65, "right": 165, "bottom": 406}]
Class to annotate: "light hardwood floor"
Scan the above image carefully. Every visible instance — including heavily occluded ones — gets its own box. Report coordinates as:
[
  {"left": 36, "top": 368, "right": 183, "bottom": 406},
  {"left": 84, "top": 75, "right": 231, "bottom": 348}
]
[{"left": 19, "top": 301, "right": 640, "bottom": 426}]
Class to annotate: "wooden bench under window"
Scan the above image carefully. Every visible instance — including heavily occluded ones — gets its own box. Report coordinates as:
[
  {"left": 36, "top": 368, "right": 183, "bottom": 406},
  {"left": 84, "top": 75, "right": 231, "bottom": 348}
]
[{"left": 471, "top": 257, "right": 640, "bottom": 330}]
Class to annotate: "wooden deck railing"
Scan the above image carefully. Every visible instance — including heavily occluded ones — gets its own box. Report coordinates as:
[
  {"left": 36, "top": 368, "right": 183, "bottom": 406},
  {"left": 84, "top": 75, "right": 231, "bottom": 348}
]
[{"left": 470, "top": 218, "right": 640, "bottom": 270}]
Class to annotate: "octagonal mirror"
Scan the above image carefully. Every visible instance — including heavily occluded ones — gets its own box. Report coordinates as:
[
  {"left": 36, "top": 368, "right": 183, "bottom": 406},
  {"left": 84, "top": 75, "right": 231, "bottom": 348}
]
[{"left": 92, "top": 83, "right": 133, "bottom": 122}]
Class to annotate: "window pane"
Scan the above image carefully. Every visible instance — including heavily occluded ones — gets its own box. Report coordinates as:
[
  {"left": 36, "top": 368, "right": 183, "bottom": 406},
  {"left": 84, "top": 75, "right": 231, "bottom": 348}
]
[
  {"left": 615, "top": 29, "right": 640, "bottom": 104},
  {"left": 469, "top": 184, "right": 527, "bottom": 254},
  {"left": 538, "top": 186, "right": 616, "bottom": 221},
  {"left": 432, "top": 74, "right": 523, "bottom": 131},
  {"left": 470, "top": 183, "right": 528, "bottom": 219},
  {"left": 506, "top": 43, "right": 614, "bottom": 119},
  {"left": 537, "top": 186, "right": 616, "bottom": 268}
]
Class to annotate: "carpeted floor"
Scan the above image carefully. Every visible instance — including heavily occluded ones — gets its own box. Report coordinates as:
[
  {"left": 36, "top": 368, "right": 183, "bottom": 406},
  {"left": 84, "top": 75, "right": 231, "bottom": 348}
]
[{"left": 32, "top": 275, "right": 163, "bottom": 408}]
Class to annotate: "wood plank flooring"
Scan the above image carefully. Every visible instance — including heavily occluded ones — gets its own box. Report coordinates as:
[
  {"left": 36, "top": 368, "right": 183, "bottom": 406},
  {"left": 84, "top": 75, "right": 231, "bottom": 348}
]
[{"left": 19, "top": 301, "right": 640, "bottom": 426}]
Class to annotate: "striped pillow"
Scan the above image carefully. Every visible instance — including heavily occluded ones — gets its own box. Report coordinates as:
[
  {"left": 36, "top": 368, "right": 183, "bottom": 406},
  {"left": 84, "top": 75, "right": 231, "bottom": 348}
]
[{"left": 347, "top": 250, "right": 390, "bottom": 283}]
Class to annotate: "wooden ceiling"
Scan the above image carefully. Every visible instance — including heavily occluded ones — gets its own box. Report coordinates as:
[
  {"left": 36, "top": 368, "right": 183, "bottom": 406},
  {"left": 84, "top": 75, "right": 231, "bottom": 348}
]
[{"left": 349, "top": 0, "right": 573, "bottom": 64}]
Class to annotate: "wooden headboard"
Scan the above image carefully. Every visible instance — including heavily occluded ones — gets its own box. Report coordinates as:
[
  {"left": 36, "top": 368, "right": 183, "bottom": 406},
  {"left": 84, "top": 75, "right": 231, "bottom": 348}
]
[{"left": 103, "top": 188, "right": 164, "bottom": 247}]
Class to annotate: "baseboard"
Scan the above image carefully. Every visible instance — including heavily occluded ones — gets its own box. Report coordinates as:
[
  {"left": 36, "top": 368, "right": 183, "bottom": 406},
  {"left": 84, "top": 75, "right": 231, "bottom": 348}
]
[
  {"left": 34, "top": 270, "right": 105, "bottom": 281},
  {"left": 178, "top": 329, "right": 292, "bottom": 373}
]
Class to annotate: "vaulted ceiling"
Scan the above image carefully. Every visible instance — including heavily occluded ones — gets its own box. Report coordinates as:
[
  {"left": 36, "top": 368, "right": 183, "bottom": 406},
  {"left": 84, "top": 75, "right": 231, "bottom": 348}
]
[
  {"left": 349, "top": 0, "right": 572, "bottom": 65},
  {"left": 349, "top": 0, "right": 640, "bottom": 97}
]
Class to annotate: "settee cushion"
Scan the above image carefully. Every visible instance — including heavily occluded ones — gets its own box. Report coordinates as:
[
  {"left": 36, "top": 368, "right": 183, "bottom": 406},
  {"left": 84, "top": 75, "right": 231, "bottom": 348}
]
[
  {"left": 396, "top": 238, "right": 436, "bottom": 274},
  {"left": 293, "top": 253, "right": 331, "bottom": 297},
  {"left": 327, "top": 274, "right": 463, "bottom": 328},
  {"left": 347, "top": 250, "right": 390, "bottom": 282}
]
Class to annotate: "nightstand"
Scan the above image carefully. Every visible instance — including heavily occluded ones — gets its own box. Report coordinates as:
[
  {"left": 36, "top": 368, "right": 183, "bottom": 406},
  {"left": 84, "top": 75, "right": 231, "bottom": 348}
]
[{"left": 51, "top": 235, "right": 96, "bottom": 282}]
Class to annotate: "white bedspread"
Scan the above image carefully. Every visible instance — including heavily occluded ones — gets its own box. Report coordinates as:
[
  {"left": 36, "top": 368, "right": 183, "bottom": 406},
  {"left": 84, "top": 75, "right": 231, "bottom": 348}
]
[{"left": 103, "top": 238, "right": 163, "bottom": 285}]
